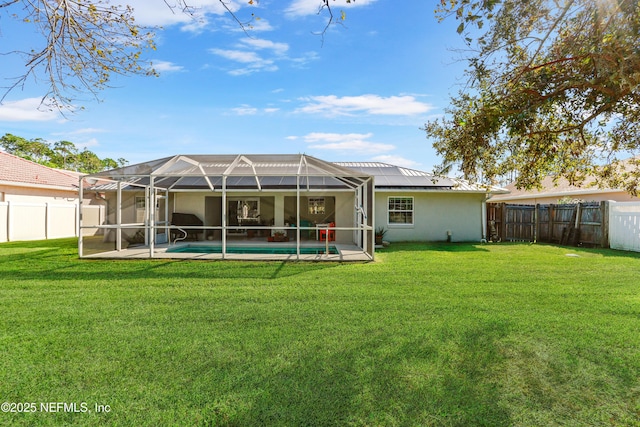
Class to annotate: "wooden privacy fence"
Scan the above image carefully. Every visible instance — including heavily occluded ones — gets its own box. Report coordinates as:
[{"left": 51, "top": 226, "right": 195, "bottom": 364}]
[{"left": 486, "top": 201, "right": 609, "bottom": 248}]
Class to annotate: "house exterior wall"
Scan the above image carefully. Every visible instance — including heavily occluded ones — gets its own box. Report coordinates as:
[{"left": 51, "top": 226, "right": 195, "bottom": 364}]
[
  {"left": 375, "top": 191, "right": 486, "bottom": 242},
  {"left": 0, "top": 183, "right": 78, "bottom": 204}
]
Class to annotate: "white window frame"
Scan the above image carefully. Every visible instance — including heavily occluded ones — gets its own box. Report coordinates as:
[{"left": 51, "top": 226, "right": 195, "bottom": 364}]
[{"left": 387, "top": 196, "right": 414, "bottom": 226}]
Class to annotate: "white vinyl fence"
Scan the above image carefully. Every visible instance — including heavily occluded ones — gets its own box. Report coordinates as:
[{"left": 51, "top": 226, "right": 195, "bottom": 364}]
[
  {"left": 609, "top": 201, "right": 640, "bottom": 252},
  {"left": 0, "top": 201, "right": 103, "bottom": 243}
]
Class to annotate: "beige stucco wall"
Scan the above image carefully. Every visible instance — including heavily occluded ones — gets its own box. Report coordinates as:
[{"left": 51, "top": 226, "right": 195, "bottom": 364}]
[
  {"left": 0, "top": 184, "right": 78, "bottom": 204},
  {"left": 375, "top": 191, "right": 486, "bottom": 242}
]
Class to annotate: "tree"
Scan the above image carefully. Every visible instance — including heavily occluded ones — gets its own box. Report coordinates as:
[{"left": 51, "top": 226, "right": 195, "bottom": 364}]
[
  {"left": 52, "top": 141, "right": 78, "bottom": 170},
  {"left": 1, "top": 133, "right": 128, "bottom": 173},
  {"left": 425, "top": 0, "right": 640, "bottom": 195},
  {"left": 0, "top": 133, "right": 53, "bottom": 164},
  {"left": 0, "top": 0, "right": 349, "bottom": 110}
]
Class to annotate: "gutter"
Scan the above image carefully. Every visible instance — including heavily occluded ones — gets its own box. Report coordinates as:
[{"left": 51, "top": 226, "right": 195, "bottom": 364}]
[{"left": 0, "top": 180, "right": 79, "bottom": 193}]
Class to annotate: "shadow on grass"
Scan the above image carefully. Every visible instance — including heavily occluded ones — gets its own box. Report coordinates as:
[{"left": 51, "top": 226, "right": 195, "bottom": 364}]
[
  {"left": 380, "top": 242, "right": 490, "bottom": 253},
  {"left": 0, "top": 239, "right": 347, "bottom": 282}
]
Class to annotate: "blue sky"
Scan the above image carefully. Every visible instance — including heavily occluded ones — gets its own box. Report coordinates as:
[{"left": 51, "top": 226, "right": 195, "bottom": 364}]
[{"left": 0, "top": 0, "right": 469, "bottom": 171}]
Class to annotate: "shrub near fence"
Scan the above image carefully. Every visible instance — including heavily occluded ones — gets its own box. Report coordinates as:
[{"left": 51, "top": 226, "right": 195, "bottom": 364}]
[{"left": 487, "top": 201, "right": 609, "bottom": 248}]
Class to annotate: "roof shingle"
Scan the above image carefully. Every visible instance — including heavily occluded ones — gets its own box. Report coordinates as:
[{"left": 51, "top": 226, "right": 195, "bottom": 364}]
[{"left": 0, "top": 151, "right": 80, "bottom": 189}]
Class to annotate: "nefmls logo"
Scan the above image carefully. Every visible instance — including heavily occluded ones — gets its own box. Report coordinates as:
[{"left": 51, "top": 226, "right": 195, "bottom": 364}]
[{"left": 40, "top": 402, "right": 89, "bottom": 413}]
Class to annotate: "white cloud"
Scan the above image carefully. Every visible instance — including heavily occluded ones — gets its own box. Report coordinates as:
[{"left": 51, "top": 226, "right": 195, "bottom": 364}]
[
  {"left": 152, "top": 60, "right": 185, "bottom": 73},
  {"left": 216, "top": 39, "right": 290, "bottom": 74},
  {"left": 231, "top": 105, "right": 280, "bottom": 115},
  {"left": 297, "top": 94, "right": 434, "bottom": 117},
  {"left": 285, "top": 0, "right": 378, "bottom": 17},
  {"left": 79, "top": 138, "right": 101, "bottom": 149},
  {"left": 209, "top": 34, "right": 317, "bottom": 75},
  {"left": 298, "top": 132, "right": 395, "bottom": 154},
  {"left": 0, "top": 98, "right": 59, "bottom": 122},
  {"left": 241, "top": 18, "right": 274, "bottom": 32},
  {"left": 240, "top": 38, "right": 289, "bottom": 55},
  {"left": 209, "top": 49, "right": 261, "bottom": 63},
  {"left": 121, "top": 0, "right": 237, "bottom": 27},
  {"left": 232, "top": 105, "right": 259, "bottom": 115}
]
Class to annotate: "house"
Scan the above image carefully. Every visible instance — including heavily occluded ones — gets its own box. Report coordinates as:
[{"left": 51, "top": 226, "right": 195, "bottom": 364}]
[
  {"left": 490, "top": 177, "right": 639, "bottom": 204},
  {"left": 335, "top": 162, "right": 507, "bottom": 243},
  {"left": 0, "top": 151, "right": 105, "bottom": 242},
  {"left": 79, "top": 154, "right": 507, "bottom": 260},
  {"left": 0, "top": 151, "right": 81, "bottom": 204},
  {"left": 490, "top": 158, "right": 640, "bottom": 204}
]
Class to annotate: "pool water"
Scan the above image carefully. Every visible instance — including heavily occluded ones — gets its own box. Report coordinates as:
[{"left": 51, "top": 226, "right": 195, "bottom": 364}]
[{"left": 167, "top": 245, "right": 339, "bottom": 255}]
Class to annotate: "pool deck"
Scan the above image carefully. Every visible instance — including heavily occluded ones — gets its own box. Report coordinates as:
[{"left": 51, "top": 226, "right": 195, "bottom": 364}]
[{"left": 83, "top": 240, "right": 373, "bottom": 262}]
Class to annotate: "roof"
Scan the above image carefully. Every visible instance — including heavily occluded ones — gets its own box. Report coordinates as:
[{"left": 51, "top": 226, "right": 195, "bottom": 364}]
[
  {"left": 335, "top": 162, "right": 508, "bottom": 194},
  {"left": 491, "top": 157, "right": 640, "bottom": 202},
  {"left": 0, "top": 151, "right": 81, "bottom": 190},
  {"left": 88, "top": 155, "right": 508, "bottom": 193},
  {"left": 89, "top": 154, "right": 371, "bottom": 191}
]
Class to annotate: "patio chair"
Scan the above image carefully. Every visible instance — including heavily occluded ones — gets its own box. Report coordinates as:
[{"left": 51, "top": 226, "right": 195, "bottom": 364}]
[{"left": 319, "top": 222, "right": 335, "bottom": 242}]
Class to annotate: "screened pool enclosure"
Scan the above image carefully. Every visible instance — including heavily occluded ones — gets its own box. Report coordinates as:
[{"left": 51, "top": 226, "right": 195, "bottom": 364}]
[{"left": 79, "top": 154, "right": 375, "bottom": 260}]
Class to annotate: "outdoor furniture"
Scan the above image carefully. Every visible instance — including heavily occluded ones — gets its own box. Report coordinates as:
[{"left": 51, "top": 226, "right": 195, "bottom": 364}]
[{"left": 318, "top": 222, "right": 335, "bottom": 241}]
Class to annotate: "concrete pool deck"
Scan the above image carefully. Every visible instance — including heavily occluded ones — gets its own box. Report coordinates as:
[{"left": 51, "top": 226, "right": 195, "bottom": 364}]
[{"left": 82, "top": 240, "right": 373, "bottom": 262}]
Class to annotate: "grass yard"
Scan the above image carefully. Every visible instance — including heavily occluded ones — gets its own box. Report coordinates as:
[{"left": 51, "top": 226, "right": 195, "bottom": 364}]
[{"left": 0, "top": 238, "right": 639, "bottom": 426}]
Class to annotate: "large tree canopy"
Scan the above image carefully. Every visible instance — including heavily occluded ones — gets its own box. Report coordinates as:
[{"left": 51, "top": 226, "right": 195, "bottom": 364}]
[
  {"left": 0, "top": 0, "right": 346, "bottom": 110},
  {"left": 425, "top": 0, "right": 640, "bottom": 195}
]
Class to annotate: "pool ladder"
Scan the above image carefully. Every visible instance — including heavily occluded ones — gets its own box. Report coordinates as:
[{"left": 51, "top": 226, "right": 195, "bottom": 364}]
[{"left": 172, "top": 228, "right": 188, "bottom": 245}]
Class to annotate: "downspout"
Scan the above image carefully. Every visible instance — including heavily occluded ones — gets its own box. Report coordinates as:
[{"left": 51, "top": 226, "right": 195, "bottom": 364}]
[
  {"left": 296, "top": 173, "right": 301, "bottom": 260},
  {"left": 222, "top": 175, "right": 227, "bottom": 259},
  {"left": 482, "top": 193, "right": 489, "bottom": 241},
  {"left": 149, "top": 176, "right": 155, "bottom": 258},
  {"left": 78, "top": 177, "right": 84, "bottom": 257},
  {"left": 116, "top": 181, "right": 122, "bottom": 251}
]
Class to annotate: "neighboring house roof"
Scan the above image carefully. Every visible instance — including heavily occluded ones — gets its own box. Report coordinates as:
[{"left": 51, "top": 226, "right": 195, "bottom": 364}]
[
  {"left": 490, "top": 177, "right": 616, "bottom": 202},
  {"left": 335, "top": 162, "right": 508, "bottom": 194},
  {"left": 0, "top": 151, "right": 81, "bottom": 191},
  {"left": 491, "top": 157, "right": 640, "bottom": 202}
]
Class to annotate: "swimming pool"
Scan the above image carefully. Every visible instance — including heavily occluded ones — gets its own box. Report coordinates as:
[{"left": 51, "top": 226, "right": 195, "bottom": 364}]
[{"left": 166, "top": 244, "right": 339, "bottom": 255}]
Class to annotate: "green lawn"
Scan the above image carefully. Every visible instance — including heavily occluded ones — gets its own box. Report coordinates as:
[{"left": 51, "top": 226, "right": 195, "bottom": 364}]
[{"left": 0, "top": 239, "right": 639, "bottom": 426}]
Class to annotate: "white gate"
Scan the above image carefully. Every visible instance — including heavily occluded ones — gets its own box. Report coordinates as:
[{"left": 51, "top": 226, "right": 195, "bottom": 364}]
[{"left": 609, "top": 201, "right": 640, "bottom": 252}]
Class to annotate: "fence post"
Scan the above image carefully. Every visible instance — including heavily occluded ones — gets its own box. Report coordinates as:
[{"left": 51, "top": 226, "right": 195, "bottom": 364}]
[
  {"left": 45, "top": 202, "right": 49, "bottom": 240},
  {"left": 549, "top": 204, "right": 555, "bottom": 243},
  {"left": 534, "top": 204, "right": 540, "bottom": 243},
  {"left": 601, "top": 200, "right": 610, "bottom": 248},
  {"left": 500, "top": 203, "right": 507, "bottom": 241},
  {"left": 6, "top": 200, "right": 11, "bottom": 242}
]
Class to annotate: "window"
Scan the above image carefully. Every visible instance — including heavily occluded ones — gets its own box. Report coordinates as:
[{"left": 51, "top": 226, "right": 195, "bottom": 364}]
[
  {"left": 135, "top": 196, "right": 146, "bottom": 223},
  {"left": 135, "top": 196, "right": 146, "bottom": 210},
  {"left": 308, "top": 197, "right": 325, "bottom": 215},
  {"left": 388, "top": 197, "right": 413, "bottom": 225}
]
